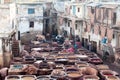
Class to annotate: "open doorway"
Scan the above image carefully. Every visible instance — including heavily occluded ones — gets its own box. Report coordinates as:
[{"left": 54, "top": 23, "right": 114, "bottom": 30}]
[
  {"left": 82, "top": 38, "right": 84, "bottom": 46},
  {"left": 29, "top": 21, "right": 34, "bottom": 28},
  {"left": 84, "top": 38, "right": 88, "bottom": 49},
  {"left": 91, "top": 41, "right": 97, "bottom": 53},
  {"left": 113, "top": 12, "right": 116, "bottom": 25}
]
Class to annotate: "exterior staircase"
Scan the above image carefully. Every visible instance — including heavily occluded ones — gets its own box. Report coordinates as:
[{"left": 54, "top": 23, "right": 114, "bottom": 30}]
[{"left": 12, "top": 40, "right": 20, "bottom": 57}]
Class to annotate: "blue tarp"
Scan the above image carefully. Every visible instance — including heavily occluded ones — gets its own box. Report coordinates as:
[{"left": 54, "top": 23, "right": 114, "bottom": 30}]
[{"left": 101, "top": 37, "right": 107, "bottom": 44}]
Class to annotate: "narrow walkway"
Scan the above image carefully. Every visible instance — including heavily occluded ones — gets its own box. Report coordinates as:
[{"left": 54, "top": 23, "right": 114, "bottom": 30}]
[
  {"left": 82, "top": 47, "right": 120, "bottom": 77},
  {"left": 97, "top": 53, "right": 120, "bottom": 77},
  {"left": 104, "top": 62, "right": 120, "bottom": 77}
]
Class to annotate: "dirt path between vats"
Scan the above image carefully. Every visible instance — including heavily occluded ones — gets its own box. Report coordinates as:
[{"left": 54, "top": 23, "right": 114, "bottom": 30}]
[{"left": 103, "top": 61, "right": 120, "bottom": 77}]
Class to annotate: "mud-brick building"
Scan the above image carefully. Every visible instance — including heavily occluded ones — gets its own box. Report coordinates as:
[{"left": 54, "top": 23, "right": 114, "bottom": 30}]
[
  {"left": 10, "top": 2, "right": 44, "bottom": 34},
  {"left": 0, "top": 4, "right": 16, "bottom": 67},
  {"left": 58, "top": 1, "right": 86, "bottom": 40},
  {"left": 83, "top": 2, "right": 120, "bottom": 57}
]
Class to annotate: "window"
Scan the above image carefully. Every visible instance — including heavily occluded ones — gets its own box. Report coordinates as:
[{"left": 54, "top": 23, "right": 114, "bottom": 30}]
[
  {"left": 88, "top": 35, "right": 90, "bottom": 42},
  {"left": 99, "top": 29, "right": 101, "bottom": 35},
  {"left": 78, "top": 8, "right": 80, "bottom": 12},
  {"left": 68, "top": 21, "right": 70, "bottom": 27},
  {"left": 105, "top": 28, "right": 107, "bottom": 36},
  {"left": 73, "top": 5, "right": 76, "bottom": 15},
  {"left": 91, "top": 8, "right": 94, "bottom": 14},
  {"left": 28, "top": 8, "right": 35, "bottom": 14},
  {"left": 113, "top": 34, "right": 115, "bottom": 39},
  {"left": 91, "top": 26, "right": 94, "bottom": 33},
  {"left": 29, "top": 21, "right": 34, "bottom": 28},
  {"left": 75, "top": 24, "right": 77, "bottom": 30},
  {"left": 105, "top": 9, "right": 108, "bottom": 18},
  {"left": 113, "top": 13, "right": 116, "bottom": 25}
]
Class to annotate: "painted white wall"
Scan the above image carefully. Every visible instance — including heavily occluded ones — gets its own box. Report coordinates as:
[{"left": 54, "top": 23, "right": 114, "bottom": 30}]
[
  {"left": 74, "top": 22, "right": 82, "bottom": 35},
  {"left": 17, "top": 5, "right": 43, "bottom": 17},
  {"left": 69, "top": 3, "right": 85, "bottom": 19},
  {"left": 75, "top": 5, "right": 84, "bottom": 18},
  {"left": 64, "top": 26, "right": 70, "bottom": 35},
  {"left": 84, "top": 4, "right": 89, "bottom": 19},
  {"left": 34, "top": 21, "right": 43, "bottom": 31},
  {"left": 54, "top": 1, "right": 65, "bottom": 12},
  {"left": 90, "top": 34, "right": 100, "bottom": 41},
  {"left": 0, "top": 4, "right": 16, "bottom": 40},
  {"left": 110, "top": 32, "right": 117, "bottom": 48},
  {"left": 82, "top": 32, "right": 89, "bottom": 39},
  {"left": 18, "top": 20, "right": 43, "bottom": 33},
  {"left": 62, "top": 21, "right": 70, "bottom": 34},
  {"left": 59, "top": 20, "right": 71, "bottom": 35},
  {"left": 0, "top": 5, "right": 9, "bottom": 16},
  {"left": 89, "top": 33, "right": 101, "bottom": 51},
  {"left": 18, "top": 6, "right": 28, "bottom": 17},
  {"left": 35, "top": 6, "right": 43, "bottom": 16},
  {"left": 19, "top": 21, "right": 29, "bottom": 33},
  {"left": 75, "top": 29, "right": 79, "bottom": 35},
  {"left": 116, "top": 7, "right": 120, "bottom": 24},
  {"left": 10, "top": 3, "right": 17, "bottom": 29},
  {"left": 0, "top": 4, "right": 11, "bottom": 32},
  {"left": 17, "top": 4, "right": 43, "bottom": 33},
  {"left": 111, "top": 38, "right": 116, "bottom": 48}
]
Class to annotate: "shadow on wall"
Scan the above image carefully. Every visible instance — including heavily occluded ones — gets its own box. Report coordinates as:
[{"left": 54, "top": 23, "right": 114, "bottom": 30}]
[{"left": 20, "top": 31, "right": 42, "bottom": 45}]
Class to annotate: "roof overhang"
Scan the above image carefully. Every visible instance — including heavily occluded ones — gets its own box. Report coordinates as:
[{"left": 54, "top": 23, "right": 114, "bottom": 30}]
[
  {"left": 61, "top": 15, "right": 83, "bottom": 21},
  {"left": 87, "top": 2, "right": 102, "bottom": 7}
]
